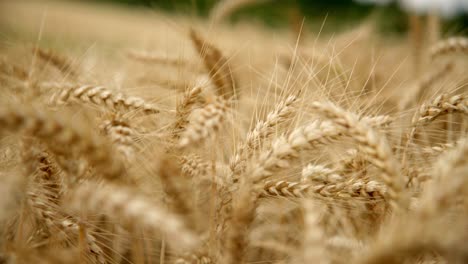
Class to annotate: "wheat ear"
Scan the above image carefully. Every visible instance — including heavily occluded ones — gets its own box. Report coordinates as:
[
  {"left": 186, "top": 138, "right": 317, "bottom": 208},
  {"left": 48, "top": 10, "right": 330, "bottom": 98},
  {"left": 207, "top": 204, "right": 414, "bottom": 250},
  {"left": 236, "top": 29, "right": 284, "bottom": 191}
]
[
  {"left": 412, "top": 93, "right": 467, "bottom": 126},
  {"left": 50, "top": 84, "right": 160, "bottom": 115},
  {"left": 27, "top": 193, "right": 106, "bottom": 263},
  {"left": 22, "top": 145, "right": 63, "bottom": 203},
  {"left": 359, "top": 139, "right": 468, "bottom": 264},
  {"left": 421, "top": 140, "right": 460, "bottom": 155},
  {"left": 261, "top": 179, "right": 386, "bottom": 200},
  {"left": 230, "top": 94, "right": 298, "bottom": 180},
  {"left": 0, "top": 105, "right": 124, "bottom": 181},
  {"left": 301, "top": 164, "right": 343, "bottom": 183},
  {"left": 180, "top": 154, "right": 210, "bottom": 178},
  {"left": 250, "top": 115, "right": 391, "bottom": 184},
  {"left": 179, "top": 96, "right": 228, "bottom": 148},
  {"left": 311, "top": 101, "right": 404, "bottom": 211},
  {"left": 430, "top": 37, "right": 468, "bottom": 60},
  {"left": 64, "top": 181, "right": 199, "bottom": 251},
  {"left": 173, "top": 86, "right": 203, "bottom": 139},
  {"left": 336, "top": 149, "right": 368, "bottom": 176},
  {"left": 418, "top": 138, "right": 468, "bottom": 217},
  {"left": 22, "top": 145, "right": 104, "bottom": 263},
  {"left": 0, "top": 58, "right": 28, "bottom": 80},
  {"left": 101, "top": 118, "right": 136, "bottom": 162},
  {"left": 33, "top": 47, "right": 77, "bottom": 77},
  {"left": 189, "top": 29, "right": 237, "bottom": 99}
]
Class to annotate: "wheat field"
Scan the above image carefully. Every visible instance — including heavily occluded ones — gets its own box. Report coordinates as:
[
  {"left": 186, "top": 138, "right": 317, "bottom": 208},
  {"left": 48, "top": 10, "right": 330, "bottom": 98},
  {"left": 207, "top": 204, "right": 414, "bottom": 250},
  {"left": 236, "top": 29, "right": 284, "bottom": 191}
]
[{"left": 0, "top": 0, "right": 468, "bottom": 263}]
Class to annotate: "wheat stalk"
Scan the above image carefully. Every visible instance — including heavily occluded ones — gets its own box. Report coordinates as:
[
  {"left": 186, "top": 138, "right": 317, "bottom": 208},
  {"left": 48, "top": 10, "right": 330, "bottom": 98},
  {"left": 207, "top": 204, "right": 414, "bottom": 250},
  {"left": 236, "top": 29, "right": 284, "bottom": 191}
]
[
  {"left": 27, "top": 192, "right": 106, "bottom": 263},
  {"left": 302, "top": 201, "right": 327, "bottom": 263},
  {"left": 223, "top": 182, "right": 258, "bottom": 264},
  {"left": 158, "top": 156, "right": 194, "bottom": 228}
]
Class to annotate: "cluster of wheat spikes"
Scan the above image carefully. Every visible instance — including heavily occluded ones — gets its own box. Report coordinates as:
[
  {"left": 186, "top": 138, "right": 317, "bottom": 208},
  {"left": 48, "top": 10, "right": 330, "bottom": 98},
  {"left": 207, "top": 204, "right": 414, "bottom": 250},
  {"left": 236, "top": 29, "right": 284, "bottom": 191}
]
[{"left": 1, "top": 0, "right": 468, "bottom": 263}]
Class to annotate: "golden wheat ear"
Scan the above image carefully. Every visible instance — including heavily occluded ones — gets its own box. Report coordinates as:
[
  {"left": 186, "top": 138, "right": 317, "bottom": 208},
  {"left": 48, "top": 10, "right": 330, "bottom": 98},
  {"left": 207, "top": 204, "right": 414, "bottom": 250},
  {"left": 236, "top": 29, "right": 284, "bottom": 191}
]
[
  {"left": 172, "top": 86, "right": 203, "bottom": 140},
  {"left": 49, "top": 83, "right": 161, "bottom": 115},
  {"left": 310, "top": 101, "right": 404, "bottom": 211},
  {"left": 230, "top": 94, "right": 299, "bottom": 181},
  {"left": 0, "top": 105, "right": 124, "bottom": 182},
  {"left": 0, "top": 58, "right": 29, "bottom": 81},
  {"left": 249, "top": 114, "right": 391, "bottom": 185},
  {"left": 358, "top": 140, "right": 468, "bottom": 264},
  {"left": 261, "top": 179, "right": 386, "bottom": 201},
  {"left": 32, "top": 47, "right": 78, "bottom": 78},
  {"left": 101, "top": 117, "right": 137, "bottom": 162},
  {"left": 413, "top": 93, "right": 467, "bottom": 126},
  {"left": 430, "top": 37, "right": 468, "bottom": 60},
  {"left": 189, "top": 29, "right": 238, "bottom": 100},
  {"left": 178, "top": 96, "right": 229, "bottom": 149}
]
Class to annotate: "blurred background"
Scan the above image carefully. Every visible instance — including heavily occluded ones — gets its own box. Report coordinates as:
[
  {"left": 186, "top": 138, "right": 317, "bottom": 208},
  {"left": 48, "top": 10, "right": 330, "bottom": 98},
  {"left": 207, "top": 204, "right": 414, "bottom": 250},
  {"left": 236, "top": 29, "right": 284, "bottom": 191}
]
[{"left": 82, "top": 0, "right": 468, "bottom": 34}]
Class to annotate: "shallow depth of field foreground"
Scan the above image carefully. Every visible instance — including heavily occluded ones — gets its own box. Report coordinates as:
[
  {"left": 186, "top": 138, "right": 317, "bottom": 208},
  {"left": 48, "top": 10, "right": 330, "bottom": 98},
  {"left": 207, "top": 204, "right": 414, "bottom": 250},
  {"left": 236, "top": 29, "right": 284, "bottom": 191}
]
[{"left": 0, "top": 0, "right": 468, "bottom": 263}]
